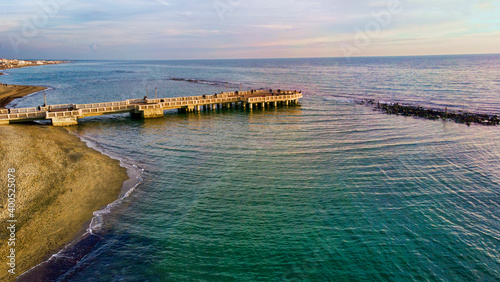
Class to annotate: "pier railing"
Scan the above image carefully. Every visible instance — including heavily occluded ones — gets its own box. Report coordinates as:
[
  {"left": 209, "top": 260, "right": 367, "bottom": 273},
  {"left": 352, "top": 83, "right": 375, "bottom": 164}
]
[
  {"left": 0, "top": 112, "right": 46, "bottom": 120},
  {"left": 0, "top": 89, "right": 302, "bottom": 125},
  {"left": 9, "top": 107, "right": 39, "bottom": 114},
  {"left": 46, "top": 111, "right": 80, "bottom": 118},
  {"left": 78, "top": 105, "right": 135, "bottom": 114},
  {"left": 76, "top": 101, "right": 129, "bottom": 109},
  {"left": 244, "top": 94, "right": 302, "bottom": 103}
]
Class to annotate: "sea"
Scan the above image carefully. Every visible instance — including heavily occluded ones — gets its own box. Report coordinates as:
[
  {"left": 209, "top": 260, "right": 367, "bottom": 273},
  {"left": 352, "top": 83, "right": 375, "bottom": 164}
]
[{"left": 2, "top": 55, "right": 500, "bottom": 281}]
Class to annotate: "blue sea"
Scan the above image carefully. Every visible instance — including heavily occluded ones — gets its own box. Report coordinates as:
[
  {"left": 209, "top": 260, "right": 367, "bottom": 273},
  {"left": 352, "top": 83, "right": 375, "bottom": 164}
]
[{"left": 3, "top": 55, "right": 500, "bottom": 281}]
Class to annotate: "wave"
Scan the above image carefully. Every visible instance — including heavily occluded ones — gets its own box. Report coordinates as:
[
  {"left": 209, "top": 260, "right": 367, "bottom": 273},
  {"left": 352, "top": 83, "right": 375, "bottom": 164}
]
[
  {"left": 168, "top": 77, "right": 241, "bottom": 88},
  {"left": 18, "top": 131, "right": 144, "bottom": 281},
  {"left": 111, "top": 70, "right": 136, "bottom": 74},
  {"left": 65, "top": 132, "right": 144, "bottom": 232},
  {"left": 322, "top": 96, "right": 356, "bottom": 104}
]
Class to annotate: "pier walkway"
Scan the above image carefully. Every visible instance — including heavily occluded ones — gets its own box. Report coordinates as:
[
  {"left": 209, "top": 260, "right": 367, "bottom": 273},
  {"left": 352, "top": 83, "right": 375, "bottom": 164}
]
[{"left": 0, "top": 89, "right": 302, "bottom": 126}]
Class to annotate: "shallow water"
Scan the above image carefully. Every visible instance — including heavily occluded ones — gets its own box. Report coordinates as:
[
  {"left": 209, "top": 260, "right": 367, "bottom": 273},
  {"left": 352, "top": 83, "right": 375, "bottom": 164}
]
[{"left": 4, "top": 55, "right": 500, "bottom": 281}]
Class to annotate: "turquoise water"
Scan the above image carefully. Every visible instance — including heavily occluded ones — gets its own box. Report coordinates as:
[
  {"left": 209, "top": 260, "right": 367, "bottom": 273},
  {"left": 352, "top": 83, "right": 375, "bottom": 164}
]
[{"left": 3, "top": 55, "right": 500, "bottom": 281}]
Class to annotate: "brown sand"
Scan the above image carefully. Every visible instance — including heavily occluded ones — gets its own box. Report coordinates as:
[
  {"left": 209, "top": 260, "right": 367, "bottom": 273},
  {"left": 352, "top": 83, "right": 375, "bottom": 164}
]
[
  {"left": 0, "top": 84, "right": 47, "bottom": 108},
  {"left": 0, "top": 125, "right": 128, "bottom": 281}
]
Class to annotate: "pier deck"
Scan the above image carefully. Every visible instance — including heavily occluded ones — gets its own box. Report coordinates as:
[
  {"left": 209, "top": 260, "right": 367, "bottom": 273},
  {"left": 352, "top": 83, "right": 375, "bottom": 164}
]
[{"left": 0, "top": 89, "right": 302, "bottom": 126}]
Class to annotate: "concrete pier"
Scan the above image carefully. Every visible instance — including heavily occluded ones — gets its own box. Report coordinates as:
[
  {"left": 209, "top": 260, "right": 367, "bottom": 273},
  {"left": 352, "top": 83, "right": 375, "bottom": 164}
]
[
  {"left": 0, "top": 89, "right": 303, "bottom": 126},
  {"left": 51, "top": 116, "right": 78, "bottom": 126}
]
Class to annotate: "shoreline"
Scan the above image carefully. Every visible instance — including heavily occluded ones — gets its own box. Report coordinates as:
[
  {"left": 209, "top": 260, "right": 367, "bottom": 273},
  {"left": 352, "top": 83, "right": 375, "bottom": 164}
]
[
  {"left": 0, "top": 84, "right": 47, "bottom": 108},
  {"left": 17, "top": 132, "right": 144, "bottom": 281},
  {"left": 0, "top": 61, "right": 67, "bottom": 72},
  {"left": 0, "top": 60, "right": 68, "bottom": 108},
  {"left": 0, "top": 125, "right": 131, "bottom": 281},
  {"left": 18, "top": 139, "right": 144, "bottom": 281}
]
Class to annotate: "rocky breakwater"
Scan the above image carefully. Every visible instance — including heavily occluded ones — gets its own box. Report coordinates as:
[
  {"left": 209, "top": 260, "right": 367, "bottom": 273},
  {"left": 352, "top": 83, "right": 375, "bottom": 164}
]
[{"left": 358, "top": 100, "right": 499, "bottom": 126}]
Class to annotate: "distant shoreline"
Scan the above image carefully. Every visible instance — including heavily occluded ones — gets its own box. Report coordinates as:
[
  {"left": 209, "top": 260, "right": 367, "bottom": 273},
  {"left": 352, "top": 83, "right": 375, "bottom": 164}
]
[
  {"left": 0, "top": 60, "right": 67, "bottom": 71},
  {"left": 0, "top": 60, "right": 67, "bottom": 108}
]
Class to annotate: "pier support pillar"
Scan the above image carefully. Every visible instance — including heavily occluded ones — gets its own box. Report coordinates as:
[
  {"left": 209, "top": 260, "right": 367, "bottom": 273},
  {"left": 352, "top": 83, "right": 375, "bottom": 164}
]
[
  {"left": 140, "top": 108, "right": 164, "bottom": 118},
  {"left": 51, "top": 116, "right": 78, "bottom": 126},
  {"left": 249, "top": 103, "right": 253, "bottom": 110}
]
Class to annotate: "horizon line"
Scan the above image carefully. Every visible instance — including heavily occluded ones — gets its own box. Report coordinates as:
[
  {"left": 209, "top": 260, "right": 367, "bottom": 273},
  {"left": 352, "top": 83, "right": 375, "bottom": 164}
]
[{"left": 3, "top": 52, "right": 500, "bottom": 62}]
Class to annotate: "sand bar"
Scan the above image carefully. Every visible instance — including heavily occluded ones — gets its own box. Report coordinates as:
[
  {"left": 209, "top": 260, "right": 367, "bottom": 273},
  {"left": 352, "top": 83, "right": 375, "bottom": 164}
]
[{"left": 0, "top": 125, "right": 128, "bottom": 281}]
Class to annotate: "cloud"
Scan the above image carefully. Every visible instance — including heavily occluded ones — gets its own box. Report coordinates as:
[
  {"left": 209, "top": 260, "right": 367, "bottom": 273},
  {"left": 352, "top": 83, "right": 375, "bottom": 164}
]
[{"left": 0, "top": 0, "right": 498, "bottom": 59}]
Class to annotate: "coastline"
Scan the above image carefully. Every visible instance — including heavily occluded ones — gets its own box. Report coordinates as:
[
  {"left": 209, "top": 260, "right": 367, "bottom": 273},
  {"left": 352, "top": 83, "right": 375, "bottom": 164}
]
[
  {"left": 0, "top": 84, "right": 47, "bottom": 108},
  {"left": 0, "top": 61, "right": 66, "bottom": 72},
  {"left": 0, "top": 60, "right": 68, "bottom": 108},
  {"left": 0, "top": 125, "right": 129, "bottom": 281}
]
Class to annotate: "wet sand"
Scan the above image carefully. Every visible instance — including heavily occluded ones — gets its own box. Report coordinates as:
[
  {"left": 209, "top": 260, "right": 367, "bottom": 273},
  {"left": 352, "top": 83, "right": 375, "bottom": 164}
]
[
  {"left": 0, "top": 84, "right": 47, "bottom": 108},
  {"left": 0, "top": 125, "right": 128, "bottom": 281}
]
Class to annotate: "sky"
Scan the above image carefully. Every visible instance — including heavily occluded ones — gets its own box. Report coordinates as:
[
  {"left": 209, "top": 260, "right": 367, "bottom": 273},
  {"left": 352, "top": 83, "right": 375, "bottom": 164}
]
[{"left": 0, "top": 0, "right": 499, "bottom": 60}]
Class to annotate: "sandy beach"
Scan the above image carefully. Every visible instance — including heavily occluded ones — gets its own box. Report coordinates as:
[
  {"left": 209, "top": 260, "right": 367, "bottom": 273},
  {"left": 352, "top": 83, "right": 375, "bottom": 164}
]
[
  {"left": 0, "top": 125, "right": 128, "bottom": 281},
  {"left": 0, "top": 84, "right": 47, "bottom": 108}
]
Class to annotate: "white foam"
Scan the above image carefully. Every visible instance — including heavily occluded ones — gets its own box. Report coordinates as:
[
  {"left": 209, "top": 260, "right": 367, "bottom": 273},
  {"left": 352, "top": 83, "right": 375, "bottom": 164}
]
[{"left": 69, "top": 132, "right": 144, "bottom": 233}]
